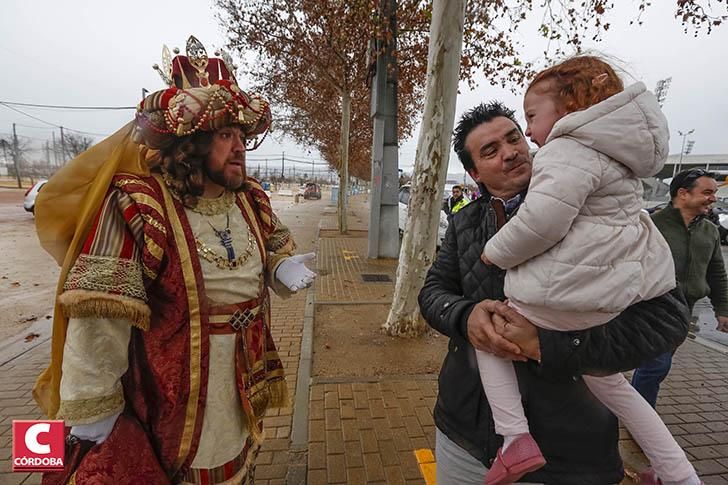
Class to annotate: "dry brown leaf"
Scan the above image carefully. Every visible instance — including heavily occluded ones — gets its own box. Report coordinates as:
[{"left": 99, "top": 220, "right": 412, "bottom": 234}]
[{"left": 24, "top": 333, "right": 41, "bottom": 342}]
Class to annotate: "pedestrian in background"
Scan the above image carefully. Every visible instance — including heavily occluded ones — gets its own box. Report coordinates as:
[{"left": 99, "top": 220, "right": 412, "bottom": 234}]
[
  {"left": 632, "top": 168, "right": 728, "bottom": 408},
  {"left": 443, "top": 184, "right": 469, "bottom": 216}
]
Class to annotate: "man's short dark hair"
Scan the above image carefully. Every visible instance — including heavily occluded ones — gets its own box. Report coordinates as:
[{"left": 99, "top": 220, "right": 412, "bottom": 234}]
[
  {"left": 452, "top": 101, "right": 522, "bottom": 172},
  {"left": 669, "top": 168, "right": 713, "bottom": 198}
]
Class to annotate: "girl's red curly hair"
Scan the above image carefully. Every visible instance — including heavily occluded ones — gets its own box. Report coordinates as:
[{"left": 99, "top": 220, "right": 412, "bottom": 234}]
[{"left": 527, "top": 55, "right": 624, "bottom": 113}]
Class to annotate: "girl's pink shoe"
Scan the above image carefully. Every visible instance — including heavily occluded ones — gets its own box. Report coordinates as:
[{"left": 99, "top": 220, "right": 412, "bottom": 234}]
[
  {"left": 485, "top": 433, "right": 546, "bottom": 485},
  {"left": 639, "top": 468, "right": 663, "bottom": 485}
]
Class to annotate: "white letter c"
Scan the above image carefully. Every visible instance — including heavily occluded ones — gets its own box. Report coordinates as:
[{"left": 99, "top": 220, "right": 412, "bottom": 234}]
[{"left": 25, "top": 423, "right": 51, "bottom": 455}]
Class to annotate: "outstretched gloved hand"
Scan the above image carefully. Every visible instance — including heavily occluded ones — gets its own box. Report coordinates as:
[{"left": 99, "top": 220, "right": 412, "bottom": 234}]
[
  {"left": 275, "top": 253, "right": 316, "bottom": 292},
  {"left": 70, "top": 411, "right": 120, "bottom": 444}
]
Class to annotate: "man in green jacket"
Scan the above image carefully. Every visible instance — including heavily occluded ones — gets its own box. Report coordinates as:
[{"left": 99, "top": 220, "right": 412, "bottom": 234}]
[{"left": 632, "top": 168, "right": 728, "bottom": 407}]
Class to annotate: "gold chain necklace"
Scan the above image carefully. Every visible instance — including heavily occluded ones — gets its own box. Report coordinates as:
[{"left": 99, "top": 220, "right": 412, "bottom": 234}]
[{"left": 196, "top": 227, "right": 257, "bottom": 270}]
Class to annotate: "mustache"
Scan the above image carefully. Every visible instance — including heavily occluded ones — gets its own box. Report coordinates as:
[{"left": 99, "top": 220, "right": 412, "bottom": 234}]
[{"left": 504, "top": 157, "right": 528, "bottom": 173}]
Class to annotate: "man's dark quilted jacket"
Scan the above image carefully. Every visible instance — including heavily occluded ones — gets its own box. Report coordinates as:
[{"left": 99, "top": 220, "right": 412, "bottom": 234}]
[{"left": 418, "top": 195, "right": 690, "bottom": 485}]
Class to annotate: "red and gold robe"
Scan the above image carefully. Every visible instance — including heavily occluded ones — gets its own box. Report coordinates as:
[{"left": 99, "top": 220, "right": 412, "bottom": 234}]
[{"left": 41, "top": 173, "right": 294, "bottom": 483}]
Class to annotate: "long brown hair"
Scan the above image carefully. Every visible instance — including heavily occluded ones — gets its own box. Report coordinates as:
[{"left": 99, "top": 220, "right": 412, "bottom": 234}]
[
  {"left": 153, "top": 131, "right": 214, "bottom": 207},
  {"left": 527, "top": 55, "right": 623, "bottom": 114}
]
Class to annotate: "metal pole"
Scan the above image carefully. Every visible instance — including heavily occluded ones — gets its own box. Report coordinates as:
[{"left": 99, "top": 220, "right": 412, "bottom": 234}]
[
  {"left": 367, "top": 0, "right": 399, "bottom": 258},
  {"left": 12, "top": 123, "right": 22, "bottom": 188},
  {"left": 281, "top": 152, "right": 285, "bottom": 183},
  {"left": 60, "top": 126, "right": 67, "bottom": 164},
  {"left": 52, "top": 132, "right": 58, "bottom": 166},
  {"left": 677, "top": 129, "right": 694, "bottom": 173}
]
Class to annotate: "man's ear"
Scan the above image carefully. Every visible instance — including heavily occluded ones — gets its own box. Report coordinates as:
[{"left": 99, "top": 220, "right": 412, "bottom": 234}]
[{"left": 467, "top": 169, "right": 480, "bottom": 184}]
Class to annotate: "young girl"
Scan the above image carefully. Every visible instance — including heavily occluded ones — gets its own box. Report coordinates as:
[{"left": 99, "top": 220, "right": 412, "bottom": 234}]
[{"left": 479, "top": 56, "right": 701, "bottom": 485}]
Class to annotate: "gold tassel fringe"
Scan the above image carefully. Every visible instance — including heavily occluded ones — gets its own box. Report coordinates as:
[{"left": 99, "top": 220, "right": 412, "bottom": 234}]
[{"left": 59, "top": 289, "right": 151, "bottom": 330}]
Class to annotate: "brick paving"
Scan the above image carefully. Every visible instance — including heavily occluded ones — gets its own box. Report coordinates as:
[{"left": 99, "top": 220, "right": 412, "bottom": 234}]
[
  {"left": 0, "top": 196, "right": 325, "bottom": 485},
  {"left": 316, "top": 236, "right": 395, "bottom": 304},
  {"left": 620, "top": 340, "right": 728, "bottom": 483},
  {"left": 3, "top": 192, "right": 728, "bottom": 485},
  {"left": 306, "top": 378, "right": 437, "bottom": 485}
]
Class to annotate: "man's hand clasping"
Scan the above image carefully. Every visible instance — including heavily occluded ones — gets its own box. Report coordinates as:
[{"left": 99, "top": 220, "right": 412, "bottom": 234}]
[{"left": 467, "top": 300, "right": 526, "bottom": 361}]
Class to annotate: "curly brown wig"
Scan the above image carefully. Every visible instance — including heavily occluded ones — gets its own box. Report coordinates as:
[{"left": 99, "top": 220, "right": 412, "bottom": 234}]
[{"left": 154, "top": 130, "right": 248, "bottom": 207}]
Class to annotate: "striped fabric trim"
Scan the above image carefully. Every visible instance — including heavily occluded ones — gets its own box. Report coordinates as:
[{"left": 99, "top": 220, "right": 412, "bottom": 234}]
[
  {"left": 83, "top": 191, "right": 141, "bottom": 261},
  {"left": 142, "top": 213, "right": 167, "bottom": 235},
  {"left": 113, "top": 177, "right": 155, "bottom": 192},
  {"left": 131, "top": 193, "right": 165, "bottom": 221},
  {"left": 181, "top": 436, "right": 261, "bottom": 485},
  {"left": 154, "top": 173, "right": 203, "bottom": 474},
  {"left": 111, "top": 174, "right": 170, "bottom": 281}
]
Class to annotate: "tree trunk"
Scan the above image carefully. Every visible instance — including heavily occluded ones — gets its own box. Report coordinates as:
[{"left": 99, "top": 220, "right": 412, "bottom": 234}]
[
  {"left": 382, "top": 0, "right": 465, "bottom": 337},
  {"left": 338, "top": 91, "right": 351, "bottom": 234}
]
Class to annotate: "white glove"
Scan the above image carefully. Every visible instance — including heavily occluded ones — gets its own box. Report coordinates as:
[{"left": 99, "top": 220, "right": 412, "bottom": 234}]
[
  {"left": 70, "top": 412, "right": 120, "bottom": 444},
  {"left": 275, "top": 253, "right": 316, "bottom": 292}
]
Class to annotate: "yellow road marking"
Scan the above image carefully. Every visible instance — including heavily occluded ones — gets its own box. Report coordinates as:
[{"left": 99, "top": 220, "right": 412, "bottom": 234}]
[
  {"left": 341, "top": 249, "right": 360, "bottom": 260},
  {"left": 414, "top": 448, "right": 437, "bottom": 485}
]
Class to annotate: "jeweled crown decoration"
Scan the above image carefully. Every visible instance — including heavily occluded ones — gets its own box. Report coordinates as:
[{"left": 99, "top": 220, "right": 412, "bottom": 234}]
[{"left": 133, "top": 36, "right": 271, "bottom": 150}]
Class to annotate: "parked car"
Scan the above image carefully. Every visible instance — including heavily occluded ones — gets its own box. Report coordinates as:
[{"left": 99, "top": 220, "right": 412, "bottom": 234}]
[
  {"left": 23, "top": 179, "right": 48, "bottom": 213},
  {"left": 398, "top": 185, "right": 448, "bottom": 248},
  {"left": 645, "top": 202, "right": 668, "bottom": 214},
  {"left": 709, "top": 204, "right": 728, "bottom": 245},
  {"left": 303, "top": 182, "right": 322, "bottom": 200}
]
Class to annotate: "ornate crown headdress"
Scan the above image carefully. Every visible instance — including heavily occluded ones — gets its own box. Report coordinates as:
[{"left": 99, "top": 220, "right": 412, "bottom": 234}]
[{"left": 133, "top": 36, "right": 271, "bottom": 150}]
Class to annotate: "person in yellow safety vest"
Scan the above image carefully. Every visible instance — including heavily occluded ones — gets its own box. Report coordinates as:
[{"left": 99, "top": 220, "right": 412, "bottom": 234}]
[{"left": 444, "top": 184, "right": 470, "bottom": 216}]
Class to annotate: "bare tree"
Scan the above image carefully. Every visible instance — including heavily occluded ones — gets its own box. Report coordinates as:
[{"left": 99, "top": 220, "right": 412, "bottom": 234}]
[
  {"left": 216, "top": 0, "right": 437, "bottom": 233},
  {"left": 383, "top": 0, "right": 465, "bottom": 336},
  {"left": 64, "top": 133, "right": 94, "bottom": 159},
  {"left": 384, "top": 0, "right": 727, "bottom": 336}
]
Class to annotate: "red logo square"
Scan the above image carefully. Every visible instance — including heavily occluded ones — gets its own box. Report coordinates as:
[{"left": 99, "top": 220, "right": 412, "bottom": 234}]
[{"left": 12, "top": 420, "right": 65, "bottom": 472}]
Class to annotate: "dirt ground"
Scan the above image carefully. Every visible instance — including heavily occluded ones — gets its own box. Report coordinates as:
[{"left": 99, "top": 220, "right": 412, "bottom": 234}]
[
  {"left": 312, "top": 303, "right": 448, "bottom": 378},
  {"left": 0, "top": 188, "right": 58, "bottom": 343}
]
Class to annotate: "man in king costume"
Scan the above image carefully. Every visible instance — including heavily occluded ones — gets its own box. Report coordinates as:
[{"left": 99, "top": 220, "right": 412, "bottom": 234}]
[{"left": 32, "top": 36, "right": 316, "bottom": 484}]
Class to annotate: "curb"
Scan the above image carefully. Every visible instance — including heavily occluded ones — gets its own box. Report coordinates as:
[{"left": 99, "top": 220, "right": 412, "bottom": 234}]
[
  {"left": 0, "top": 317, "right": 53, "bottom": 367},
  {"left": 286, "top": 225, "right": 320, "bottom": 485},
  {"left": 289, "top": 284, "right": 316, "bottom": 447},
  {"left": 690, "top": 334, "right": 728, "bottom": 355}
]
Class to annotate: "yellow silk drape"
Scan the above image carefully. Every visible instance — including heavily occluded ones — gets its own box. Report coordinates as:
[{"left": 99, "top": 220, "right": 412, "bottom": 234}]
[{"left": 33, "top": 121, "right": 151, "bottom": 418}]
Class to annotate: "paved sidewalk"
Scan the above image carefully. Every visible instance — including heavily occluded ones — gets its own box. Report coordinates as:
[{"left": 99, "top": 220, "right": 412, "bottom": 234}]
[
  {"left": 3, "top": 192, "right": 728, "bottom": 485},
  {"left": 0, "top": 195, "right": 325, "bottom": 485},
  {"left": 304, "top": 196, "right": 728, "bottom": 484},
  {"left": 0, "top": 292, "right": 308, "bottom": 485}
]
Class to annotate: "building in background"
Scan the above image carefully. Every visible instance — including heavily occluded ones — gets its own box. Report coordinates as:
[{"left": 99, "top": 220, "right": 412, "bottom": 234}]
[{"left": 656, "top": 154, "right": 728, "bottom": 181}]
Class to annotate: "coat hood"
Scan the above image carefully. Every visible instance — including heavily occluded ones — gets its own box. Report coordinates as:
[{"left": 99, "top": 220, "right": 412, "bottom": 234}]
[{"left": 546, "top": 82, "right": 669, "bottom": 178}]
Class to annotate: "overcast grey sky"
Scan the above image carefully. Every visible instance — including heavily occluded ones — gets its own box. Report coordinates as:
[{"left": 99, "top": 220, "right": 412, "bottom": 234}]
[{"left": 1, "top": 1, "right": 726, "bottom": 175}]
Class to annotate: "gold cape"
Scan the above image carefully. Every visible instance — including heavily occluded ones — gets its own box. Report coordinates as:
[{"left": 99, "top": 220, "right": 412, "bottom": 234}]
[{"left": 33, "top": 121, "right": 150, "bottom": 418}]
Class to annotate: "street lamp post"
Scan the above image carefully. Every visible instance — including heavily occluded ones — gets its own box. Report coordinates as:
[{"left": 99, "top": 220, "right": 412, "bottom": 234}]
[
  {"left": 676, "top": 129, "right": 695, "bottom": 175},
  {"left": 654, "top": 77, "right": 672, "bottom": 108}
]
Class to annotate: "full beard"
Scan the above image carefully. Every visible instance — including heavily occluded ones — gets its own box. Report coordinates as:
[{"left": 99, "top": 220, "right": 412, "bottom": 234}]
[{"left": 206, "top": 163, "right": 246, "bottom": 191}]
